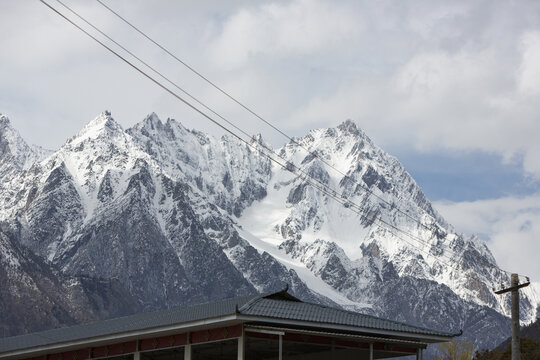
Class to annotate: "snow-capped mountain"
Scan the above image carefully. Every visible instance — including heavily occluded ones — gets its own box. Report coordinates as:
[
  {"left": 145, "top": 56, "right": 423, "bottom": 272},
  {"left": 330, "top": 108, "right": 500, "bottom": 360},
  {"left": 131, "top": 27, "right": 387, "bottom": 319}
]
[
  {"left": 241, "top": 120, "right": 522, "bottom": 312},
  {"left": 0, "top": 112, "right": 537, "bottom": 349}
]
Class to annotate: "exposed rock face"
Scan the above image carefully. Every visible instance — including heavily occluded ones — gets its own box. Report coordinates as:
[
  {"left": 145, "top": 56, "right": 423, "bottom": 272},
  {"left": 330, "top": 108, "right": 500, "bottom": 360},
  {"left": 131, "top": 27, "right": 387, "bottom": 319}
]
[
  {"left": 0, "top": 112, "right": 536, "bottom": 350},
  {"left": 0, "top": 224, "right": 139, "bottom": 337}
]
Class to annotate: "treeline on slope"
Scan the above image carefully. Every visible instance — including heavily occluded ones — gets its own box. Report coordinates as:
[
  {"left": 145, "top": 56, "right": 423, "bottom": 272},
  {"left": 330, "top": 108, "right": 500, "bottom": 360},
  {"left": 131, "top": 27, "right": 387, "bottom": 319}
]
[
  {"left": 493, "top": 317, "right": 540, "bottom": 351},
  {"left": 432, "top": 320, "right": 540, "bottom": 360},
  {"left": 473, "top": 338, "right": 540, "bottom": 360},
  {"left": 473, "top": 317, "right": 540, "bottom": 360}
]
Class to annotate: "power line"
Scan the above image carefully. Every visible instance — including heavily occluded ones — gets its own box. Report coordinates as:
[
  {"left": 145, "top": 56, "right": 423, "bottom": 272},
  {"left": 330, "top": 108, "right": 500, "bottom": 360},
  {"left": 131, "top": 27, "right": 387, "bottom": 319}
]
[
  {"left": 47, "top": 0, "right": 459, "bottom": 266},
  {"left": 40, "top": 0, "right": 464, "bottom": 270},
  {"left": 92, "top": 0, "right": 520, "bottom": 279},
  {"left": 39, "top": 1, "right": 248, "bottom": 158},
  {"left": 94, "top": 0, "right": 454, "bottom": 248},
  {"left": 53, "top": 0, "right": 253, "bottom": 145},
  {"left": 96, "top": 7, "right": 533, "bottom": 292},
  {"left": 41, "top": 0, "right": 522, "bottom": 287}
]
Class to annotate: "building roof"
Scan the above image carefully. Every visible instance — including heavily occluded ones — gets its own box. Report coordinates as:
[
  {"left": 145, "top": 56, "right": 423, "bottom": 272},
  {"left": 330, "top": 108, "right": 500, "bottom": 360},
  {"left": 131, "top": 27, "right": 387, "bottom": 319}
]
[
  {"left": 0, "top": 288, "right": 458, "bottom": 356},
  {"left": 239, "top": 296, "right": 456, "bottom": 337}
]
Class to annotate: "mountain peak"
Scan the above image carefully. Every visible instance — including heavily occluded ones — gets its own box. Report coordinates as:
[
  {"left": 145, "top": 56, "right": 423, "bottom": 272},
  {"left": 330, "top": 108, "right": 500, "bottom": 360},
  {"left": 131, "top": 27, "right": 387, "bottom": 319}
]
[
  {"left": 0, "top": 114, "right": 42, "bottom": 171},
  {"left": 0, "top": 115, "right": 17, "bottom": 141},
  {"left": 333, "top": 119, "right": 376, "bottom": 148},
  {"left": 0, "top": 114, "right": 24, "bottom": 147},
  {"left": 0, "top": 115, "right": 20, "bottom": 153},
  {"left": 72, "top": 111, "right": 124, "bottom": 144},
  {"left": 0, "top": 113, "right": 10, "bottom": 127},
  {"left": 128, "top": 113, "right": 171, "bottom": 139},
  {"left": 337, "top": 119, "right": 364, "bottom": 137},
  {"left": 250, "top": 133, "right": 268, "bottom": 147},
  {"left": 85, "top": 111, "right": 120, "bottom": 130},
  {"left": 298, "top": 119, "right": 373, "bottom": 151},
  {"left": 142, "top": 112, "right": 164, "bottom": 130},
  {"left": 129, "top": 114, "right": 192, "bottom": 142}
]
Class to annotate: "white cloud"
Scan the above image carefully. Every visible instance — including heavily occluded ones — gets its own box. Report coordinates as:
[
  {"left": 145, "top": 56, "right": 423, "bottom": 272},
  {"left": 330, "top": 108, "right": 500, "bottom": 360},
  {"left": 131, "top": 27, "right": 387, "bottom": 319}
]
[
  {"left": 2, "top": 0, "right": 540, "bottom": 181},
  {"left": 406, "top": 2, "right": 469, "bottom": 40},
  {"left": 518, "top": 31, "right": 540, "bottom": 95},
  {"left": 288, "top": 37, "right": 540, "bottom": 179},
  {"left": 434, "top": 194, "right": 540, "bottom": 282},
  {"left": 212, "top": 0, "right": 363, "bottom": 68}
]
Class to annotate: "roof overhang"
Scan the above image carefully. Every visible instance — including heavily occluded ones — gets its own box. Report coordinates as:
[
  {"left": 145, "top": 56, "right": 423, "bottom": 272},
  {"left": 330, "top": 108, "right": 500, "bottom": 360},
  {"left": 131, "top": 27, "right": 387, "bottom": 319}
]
[
  {"left": 244, "top": 325, "right": 429, "bottom": 347},
  {"left": 237, "top": 314, "right": 456, "bottom": 343},
  {"left": 1, "top": 306, "right": 457, "bottom": 360},
  {"left": 0, "top": 315, "right": 240, "bottom": 360}
]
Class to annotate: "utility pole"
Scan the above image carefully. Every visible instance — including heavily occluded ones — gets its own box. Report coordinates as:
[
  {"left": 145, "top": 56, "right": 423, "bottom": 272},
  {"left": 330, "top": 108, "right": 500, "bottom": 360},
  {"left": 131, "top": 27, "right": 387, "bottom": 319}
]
[{"left": 494, "top": 273, "right": 530, "bottom": 360}]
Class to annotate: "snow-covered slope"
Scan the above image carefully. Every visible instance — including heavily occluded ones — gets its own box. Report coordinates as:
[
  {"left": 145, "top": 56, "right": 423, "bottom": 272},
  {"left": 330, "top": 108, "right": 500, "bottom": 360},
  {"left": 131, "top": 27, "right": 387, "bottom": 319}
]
[
  {"left": 241, "top": 120, "right": 529, "bottom": 318},
  {"left": 0, "top": 112, "right": 537, "bottom": 349}
]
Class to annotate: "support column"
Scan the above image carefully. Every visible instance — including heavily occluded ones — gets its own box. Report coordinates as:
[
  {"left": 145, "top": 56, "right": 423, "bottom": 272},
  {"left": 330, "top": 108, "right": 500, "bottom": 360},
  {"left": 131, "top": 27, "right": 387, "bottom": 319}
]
[
  {"left": 238, "top": 334, "right": 245, "bottom": 360},
  {"left": 494, "top": 273, "right": 530, "bottom": 360},
  {"left": 133, "top": 352, "right": 140, "bottom": 360},
  {"left": 184, "top": 344, "right": 191, "bottom": 360},
  {"left": 370, "top": 343, "right": 373, "bottom": 360},
  {"left": 511, "top": 274, "right": 521, "bottom": 360},
  {"left": 279, "top": 335, "right": 283, "bottom": 360}
]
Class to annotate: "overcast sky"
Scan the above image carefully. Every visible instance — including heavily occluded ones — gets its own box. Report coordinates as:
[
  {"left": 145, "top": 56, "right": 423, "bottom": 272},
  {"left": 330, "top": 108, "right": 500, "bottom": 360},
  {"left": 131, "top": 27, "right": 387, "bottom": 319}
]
[{"left": 1, "top": 0, "right": 539, "bottom": 282}]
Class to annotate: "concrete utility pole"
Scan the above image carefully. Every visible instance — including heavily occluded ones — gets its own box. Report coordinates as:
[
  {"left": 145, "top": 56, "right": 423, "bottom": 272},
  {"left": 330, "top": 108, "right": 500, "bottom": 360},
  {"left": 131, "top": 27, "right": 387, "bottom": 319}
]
[{"left": 494, "top": 273, "right": 530, "bottom": 360}]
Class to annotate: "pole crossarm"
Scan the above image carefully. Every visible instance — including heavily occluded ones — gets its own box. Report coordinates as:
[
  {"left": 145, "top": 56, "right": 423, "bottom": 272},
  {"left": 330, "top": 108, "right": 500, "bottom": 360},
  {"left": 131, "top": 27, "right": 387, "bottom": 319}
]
[
  {"left": 493, "top": 273, "right": 529, "bottom": 360},
  {"left": 494, "top": 281, "right": 531, "bottom": 295}
]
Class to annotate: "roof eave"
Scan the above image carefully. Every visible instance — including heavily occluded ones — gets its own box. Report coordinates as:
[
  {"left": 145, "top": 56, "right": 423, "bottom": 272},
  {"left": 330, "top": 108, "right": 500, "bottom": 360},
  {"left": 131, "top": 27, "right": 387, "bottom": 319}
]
[
  {"left": 0, "top": 310, "right": 459, "bottom": 359},
  {"left": 236, "top": 314, "right": 456, "bottom": 343},
  {"left": 0, "top": 314, "right": 240, "bottom": 360}
]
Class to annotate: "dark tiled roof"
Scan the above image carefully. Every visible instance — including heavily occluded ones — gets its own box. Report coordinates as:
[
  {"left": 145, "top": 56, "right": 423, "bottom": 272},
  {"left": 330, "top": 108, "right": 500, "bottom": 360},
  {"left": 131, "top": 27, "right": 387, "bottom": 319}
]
[
  {"left": 0, "top": 289, "right": 456, "bottom": 355},
  {"left": 240, "top": 297, "right": 456, "bottom": 337},
  {"left": 0, "top": 294, "right": 256, "bottom": 354}
]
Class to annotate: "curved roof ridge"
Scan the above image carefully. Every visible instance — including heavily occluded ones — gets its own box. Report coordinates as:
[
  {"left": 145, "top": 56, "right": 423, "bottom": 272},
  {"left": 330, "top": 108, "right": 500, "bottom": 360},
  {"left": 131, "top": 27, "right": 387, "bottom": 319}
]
[{"left": 238, "top": 285, "right": 299, "bottom": 312}]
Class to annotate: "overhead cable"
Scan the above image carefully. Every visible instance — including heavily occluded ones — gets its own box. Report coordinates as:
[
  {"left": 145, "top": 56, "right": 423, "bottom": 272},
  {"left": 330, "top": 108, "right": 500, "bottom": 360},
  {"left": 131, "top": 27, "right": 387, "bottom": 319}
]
[
  {"left": 44, "top": 0, "right": 474, "bottom": 273},
  {"left": 94, "top": 0, "right": 454, "bottom": 246},
  {"left": 92, "top": 0, "right": 517, "bottom": 278},
  {"left": 41, "top": 0, "right": 517, "bottom": 284}
]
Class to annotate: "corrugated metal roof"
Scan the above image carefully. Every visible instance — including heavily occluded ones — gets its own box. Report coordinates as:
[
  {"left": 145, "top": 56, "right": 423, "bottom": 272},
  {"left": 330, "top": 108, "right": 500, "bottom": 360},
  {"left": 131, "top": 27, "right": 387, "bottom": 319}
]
[{"left": 0, "top": 289, "right": 456, "bottom": 355}]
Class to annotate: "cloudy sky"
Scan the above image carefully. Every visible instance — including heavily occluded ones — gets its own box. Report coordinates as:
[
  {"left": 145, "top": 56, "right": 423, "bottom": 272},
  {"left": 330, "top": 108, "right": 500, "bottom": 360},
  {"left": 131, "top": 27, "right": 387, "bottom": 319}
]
[{"left": 1, "top": 0, "right": 539, "bottom": 281}]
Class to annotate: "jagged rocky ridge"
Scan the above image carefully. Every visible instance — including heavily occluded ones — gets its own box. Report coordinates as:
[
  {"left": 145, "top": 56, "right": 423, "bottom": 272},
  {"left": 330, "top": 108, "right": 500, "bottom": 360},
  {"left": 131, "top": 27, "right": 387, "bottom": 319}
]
[{"left": 0, "top": 112, "right": 537, "bottom": 350}]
